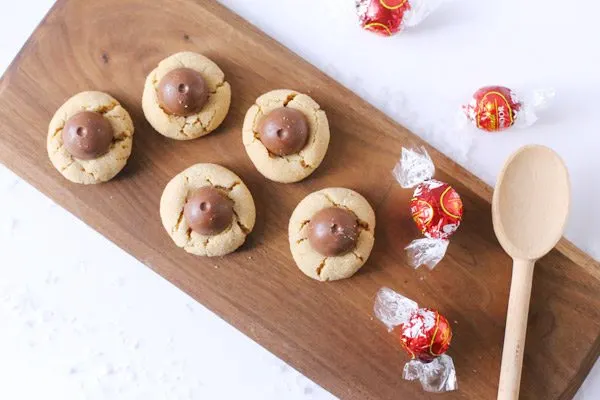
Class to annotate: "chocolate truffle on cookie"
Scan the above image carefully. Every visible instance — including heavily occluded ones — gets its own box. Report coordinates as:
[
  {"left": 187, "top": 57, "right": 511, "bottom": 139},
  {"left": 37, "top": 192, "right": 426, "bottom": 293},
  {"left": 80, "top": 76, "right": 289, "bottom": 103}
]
[
  {"left": 47, "top": 91, "right": 134, "bottom": 184},
  {"left": 142, "top": 52, "right": 231, "bottom": 140},
  {"left": 308, "top": 207, "right": 359, "bottom": 257},
  {"left": 62, "top": 111, "right": 114, "bottom": 160},
  {"left": 184, "top": 187, "right": 234, "bottom": 235},
  {"left": 160, "top": 163, "right": 255, "bottom": 257},
  {"left": 258, "top": 107, "right": 309, "bottom": 156},
  {"left": 243, "top": 89, "right": 330, "bottom": 183},
  {"left": 157, "top": 68, "right": 209, "bottom": 116},
  {"left": 289, "top": 188, "right": 376, "bottom": 281}
]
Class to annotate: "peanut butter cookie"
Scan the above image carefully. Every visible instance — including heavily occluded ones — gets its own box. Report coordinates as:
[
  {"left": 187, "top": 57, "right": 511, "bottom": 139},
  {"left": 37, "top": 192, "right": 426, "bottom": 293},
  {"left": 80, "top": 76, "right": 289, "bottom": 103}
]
[
  {"left": 142, "top": 52, "right": 231, "bottom": 140},
  {"left": 47, "top": 91, "right": 134, "bottom": 184},
  {"left": 289, "top": 187, "right": 375, "bottom": 281},
  {"left": 160, "top": 163, "right": 255, "bottom": 257},
  {"left": 243, "top": 89, "right": 330, "bottom": 183}
]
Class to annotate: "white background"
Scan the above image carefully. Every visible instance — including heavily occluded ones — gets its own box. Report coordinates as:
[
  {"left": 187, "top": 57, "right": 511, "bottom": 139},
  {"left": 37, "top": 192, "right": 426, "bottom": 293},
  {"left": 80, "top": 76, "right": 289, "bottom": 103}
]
[{"left": 1, "top": 0, "right": 599, "bottom": 398}]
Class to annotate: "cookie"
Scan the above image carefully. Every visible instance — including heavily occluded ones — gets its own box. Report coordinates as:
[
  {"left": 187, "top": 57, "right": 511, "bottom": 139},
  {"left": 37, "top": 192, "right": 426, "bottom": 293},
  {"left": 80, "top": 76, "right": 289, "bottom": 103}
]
[
  {"left": 47, "top": 91, "right": 134, "bottom": 184},
  {"left": 243, "top": 89, "right": 330, "bottom": 183},
  {"left": 142, "top": 52, "right": 231, "bottom": 140},
  {"left": 160, "top": 163, "right": 255, "bottom": 257},
  {"left": 289, "top": 188, "right": 376, "bottom": 281}
]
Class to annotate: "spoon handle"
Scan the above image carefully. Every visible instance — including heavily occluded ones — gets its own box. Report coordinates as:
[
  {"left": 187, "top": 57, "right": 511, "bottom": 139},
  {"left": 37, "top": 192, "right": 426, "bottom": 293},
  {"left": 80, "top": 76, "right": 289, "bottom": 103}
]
[{"left": 497, "top": 258, "right": 536, "bottom": 400}]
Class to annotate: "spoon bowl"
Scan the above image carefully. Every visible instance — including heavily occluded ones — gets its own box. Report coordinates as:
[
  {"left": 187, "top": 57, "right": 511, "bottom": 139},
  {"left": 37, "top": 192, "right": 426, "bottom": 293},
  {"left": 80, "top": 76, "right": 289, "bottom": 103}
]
[
  {"left": 492, "top": 145, "right": 570, "bottom": 400},
  {"left": 493, "top": 145, "right": 570, "bottom": 261}
]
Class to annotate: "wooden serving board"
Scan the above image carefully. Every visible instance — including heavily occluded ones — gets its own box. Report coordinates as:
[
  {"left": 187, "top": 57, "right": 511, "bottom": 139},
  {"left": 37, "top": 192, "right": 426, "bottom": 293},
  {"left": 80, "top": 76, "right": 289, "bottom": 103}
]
[{"left": 1, "top": 1, "right": 599, "bottom": 398}]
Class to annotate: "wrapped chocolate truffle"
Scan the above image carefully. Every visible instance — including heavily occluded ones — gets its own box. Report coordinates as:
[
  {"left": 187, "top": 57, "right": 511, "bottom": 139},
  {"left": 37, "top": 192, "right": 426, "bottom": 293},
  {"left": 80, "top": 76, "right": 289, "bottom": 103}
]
[
  {"left": 393, "top": 147, "right": 463, "bottom": 269},
  {"left": 462, "top": 85, "right": 555, "bottom": 132},
  {"left": 355, "top": 0, "right": 443, "bottom": 36},
  {"left": 374, "top": 287, "right": 457, "bottom": 392}
]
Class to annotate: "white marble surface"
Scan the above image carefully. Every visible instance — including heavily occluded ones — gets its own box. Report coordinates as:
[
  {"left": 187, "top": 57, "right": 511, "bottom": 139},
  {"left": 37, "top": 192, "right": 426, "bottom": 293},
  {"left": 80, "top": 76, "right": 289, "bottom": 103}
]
[{"left": 1, "top": 0, "right": 599, "bottom": 398}]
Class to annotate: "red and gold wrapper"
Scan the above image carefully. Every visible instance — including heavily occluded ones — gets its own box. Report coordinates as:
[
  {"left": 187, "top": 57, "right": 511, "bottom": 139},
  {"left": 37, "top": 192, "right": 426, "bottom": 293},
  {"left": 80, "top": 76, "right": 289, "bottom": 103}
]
[
  {"left": 393, "top": 147, "right": 463, "bottom": 269},
  {"left": 462, "top": 85, "right": 555, "bottom": 132},
  {"left": 374, "top": 287, "right": 457, "bottom": 392},
  {"left": 463, "top": 86, "right": 521, "bottom": 132},
  {"left": 356, "top": 0, "right": 411, "bottom": 36},
  {"left": 393, "top": 307, "right": 452, "bottom": 362},
  {"left": 355, "top": 0, "right": 442, "bottom": 36},
  {"left": 410, "top": 180, "right": 463, "bottom": 240}
]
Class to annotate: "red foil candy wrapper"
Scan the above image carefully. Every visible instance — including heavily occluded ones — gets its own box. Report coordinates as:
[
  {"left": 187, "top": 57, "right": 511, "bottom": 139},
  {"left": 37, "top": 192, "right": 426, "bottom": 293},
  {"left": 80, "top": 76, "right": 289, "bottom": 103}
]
[
  {"left": 356, "top": 0, "right": 410, "bottom": 36},
  {"left": 393, "top": 147, "right": 463, "bottom": 269},
  {"left": 393, "top": 307, "right": 452, "bottom": 362},
  {"left": 462, "top": 85, "right": 555, "bottom": 132},
  {"left": 410, "top": 180, "right": 463, "bottom": 240},
  {"left": 355, "top": 0, "right": 443, "bottom": 36},
  {"left": 374, "top": 287, "right": 457, "bottom": 392}
]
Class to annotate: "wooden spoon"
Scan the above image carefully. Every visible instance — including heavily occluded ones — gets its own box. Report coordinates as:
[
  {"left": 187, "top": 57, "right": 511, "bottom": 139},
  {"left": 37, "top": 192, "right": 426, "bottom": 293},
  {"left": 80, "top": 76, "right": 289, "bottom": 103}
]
[{"left": 492, "top": 145, "right": 570, "bottom": 400}]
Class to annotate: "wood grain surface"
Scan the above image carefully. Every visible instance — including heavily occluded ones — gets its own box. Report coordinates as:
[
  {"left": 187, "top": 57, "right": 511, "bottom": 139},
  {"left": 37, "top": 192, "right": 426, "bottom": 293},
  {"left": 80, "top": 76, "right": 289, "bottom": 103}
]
[{"left": 1, "top": 1, "right": 599, "bottom": 398}]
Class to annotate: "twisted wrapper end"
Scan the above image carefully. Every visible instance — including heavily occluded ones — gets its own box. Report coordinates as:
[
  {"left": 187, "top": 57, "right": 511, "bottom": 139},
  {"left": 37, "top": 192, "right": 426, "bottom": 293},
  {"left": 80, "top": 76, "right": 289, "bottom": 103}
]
[
  {"left": 405, "top": 238, "right": 450, "bottom": 270},
  {"left": 403, "top": 354, "right": 458, "bottom": 392},
  {"left": 393, "top": 147, "right": 435, "bottom": 188},
  {"left": 373, "top": 287, "right": 419, "bottom": 330},
  {"left": 514, "top": 87, "right": 556, "bottom": 128},
  {"left": 403, "top": 0, "right": 446, "bottom": 28}
]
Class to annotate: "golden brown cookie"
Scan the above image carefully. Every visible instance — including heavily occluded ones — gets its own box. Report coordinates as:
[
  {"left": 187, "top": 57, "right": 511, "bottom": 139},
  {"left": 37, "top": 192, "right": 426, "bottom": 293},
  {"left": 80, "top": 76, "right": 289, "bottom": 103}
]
[
  {"left": 47, "top": 91, "right": 134, "bottom": 184},
  {"left": 243, "top": 89, "right": 330, "bottom": 183},
  {"left": 289, "top": 188, "right": 376, "bottom": 281},
  {"left": 160, "top": 163, "right": 255, "bottom": 257},
  {"left": 142, "top": 52, "right": 231, "bottom": 140}
]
